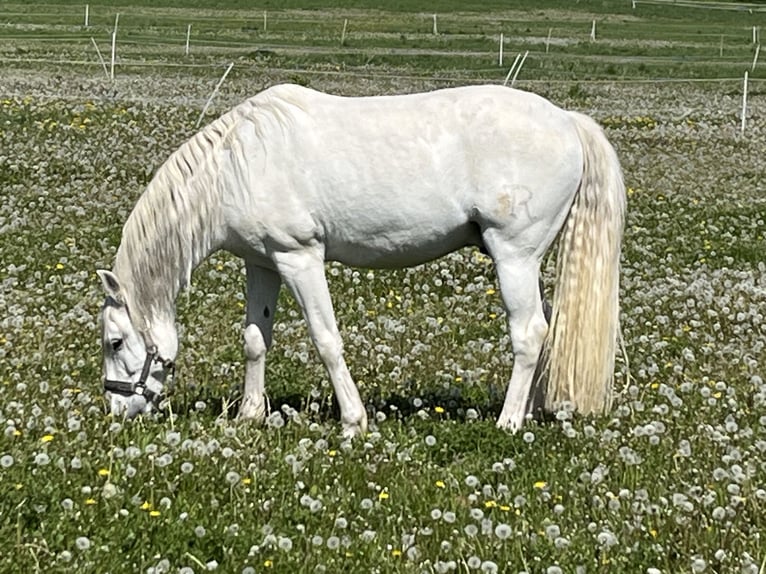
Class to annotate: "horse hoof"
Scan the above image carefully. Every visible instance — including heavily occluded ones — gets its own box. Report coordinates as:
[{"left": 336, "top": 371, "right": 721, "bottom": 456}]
[
  {"left": 496, "top": 416, "right": 523, "bottom": 434},
  {"left": 237, "top": 402, "right": 266, "bottom": 424},
  {"left": 341, "top": 415, "right": 368, "bottom": 439}
]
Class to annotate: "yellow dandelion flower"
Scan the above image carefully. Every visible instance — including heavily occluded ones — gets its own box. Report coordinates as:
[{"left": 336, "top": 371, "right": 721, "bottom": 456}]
[
  {"left": 435, "top": 480, "right": 445, "bottom": 489},
  {"left": 264, "top": 560, "right": 273, "bottom": 567},
  {"left": 391, "top": 549, "right": 402, "bottom": 557},
  {"left": 649, "top": 529, "right": 657, "bottom": 538},
  {"left": 15, "top": 483, "right": 23, "bottom": 490},
  {"left": 486, "top": 288, "right": 496, "bottom": 295},
  {"left": 434, "top": 406, "right": 445, "bottom": 414},
  {"left": 85, "top": 498, "right": 96, "bottom": 505},
  {"left": 242, "top": 477, "right": 252, "bottom": 485},
  {"left": 55, "top": 262, "right": 65, "bottom": 270},
  {"left": 500, "top": 505, "right": 511, "bottom": 512},
  {"left": 98, "top": 468, "right": 110, "bottom": 477},
  {"left": 454, "top": 376, "right": 462, "bottom": 383},
  {"left": 140, "top": 501, "right": 152, "bottom": 511},
  {"left": 41, "top": 434, "right": 54, "bottom": 442},
  {"left": 149, "top": 510, "right": 161, "bottom": 517},
  {"left": 484, "top": 500, "right": 497, "bottom": 508},
  {"left": 378, "top": 489, "right": 389, "bottom": 501},
  {"left": 533, "top": 481, "right": 547, "bottom": 489},
  {"left": 328, "top": 450, "right": 337, "bottom": 457},
  {"left": 489, "top": 313, "right": 497, "bottom": 319},
  {"left": 13, "top": 430, "right": 21, "bottom": 437}
]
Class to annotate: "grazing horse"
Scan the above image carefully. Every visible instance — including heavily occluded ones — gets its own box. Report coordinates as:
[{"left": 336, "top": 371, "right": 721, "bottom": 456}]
[{"left": 97, "top": 84, "right": 625, "bottom": 437}]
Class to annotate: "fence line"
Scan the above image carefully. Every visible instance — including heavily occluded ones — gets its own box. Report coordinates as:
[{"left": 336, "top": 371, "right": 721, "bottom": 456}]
[
  {"left": 1, "top": 55, "right": 764, "bottom": 91},
  {"left": 635, "top": 0, "right": 766, "bottom": 12}
]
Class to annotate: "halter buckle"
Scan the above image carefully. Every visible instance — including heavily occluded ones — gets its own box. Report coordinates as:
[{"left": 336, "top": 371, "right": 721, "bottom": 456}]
[{"left": 103, "top": 346, "right": 174, "bottom": 405}]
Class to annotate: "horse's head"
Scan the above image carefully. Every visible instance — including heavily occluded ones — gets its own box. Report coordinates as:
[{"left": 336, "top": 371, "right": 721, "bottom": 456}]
[{"left": 96, "top": 270, "right": 177, "bottom": 418}]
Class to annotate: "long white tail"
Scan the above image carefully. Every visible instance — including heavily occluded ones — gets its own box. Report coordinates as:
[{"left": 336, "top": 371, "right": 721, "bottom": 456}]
[{"left": 542, "top": 111, "right": 626, "bottom": 415}]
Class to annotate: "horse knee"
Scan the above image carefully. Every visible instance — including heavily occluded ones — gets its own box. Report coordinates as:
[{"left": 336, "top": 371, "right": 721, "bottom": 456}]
[
  {"left": 312, "top": 330, "right": 344, "bottom": 364},
  {"left": 244, "top": 324, "right": 267, "bottom": 361}
]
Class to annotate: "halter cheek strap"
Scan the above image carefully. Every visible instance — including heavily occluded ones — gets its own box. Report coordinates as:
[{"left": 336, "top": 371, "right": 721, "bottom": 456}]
[{"left": 103, "top": 347, "right": 175, "bottom": 404}]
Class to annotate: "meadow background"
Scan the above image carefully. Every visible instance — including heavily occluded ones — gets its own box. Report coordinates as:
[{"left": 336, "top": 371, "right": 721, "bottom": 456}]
[{"left": 1, "top": 0, "right": 765, "bottom": 572}]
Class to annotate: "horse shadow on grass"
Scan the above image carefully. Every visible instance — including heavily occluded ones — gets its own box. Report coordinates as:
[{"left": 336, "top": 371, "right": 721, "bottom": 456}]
[{"left": 164, "top": 376, "right": 557, "bottom": 429}]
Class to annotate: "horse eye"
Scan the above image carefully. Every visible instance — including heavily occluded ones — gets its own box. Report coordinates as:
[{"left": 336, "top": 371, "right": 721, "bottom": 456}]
[{"left": 110, "top": 338, "right": 124, "bottom": 352}]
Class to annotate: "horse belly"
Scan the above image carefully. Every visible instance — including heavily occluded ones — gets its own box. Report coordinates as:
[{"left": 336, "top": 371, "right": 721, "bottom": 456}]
[{"left": 324, "top": 216, "right": 480, "bottom": 268}]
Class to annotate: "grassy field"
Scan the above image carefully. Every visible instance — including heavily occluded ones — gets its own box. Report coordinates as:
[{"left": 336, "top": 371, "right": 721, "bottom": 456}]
[
  {"left": 1, "top": 1, "right": 766, "bottom": 573},
  {"left": 1, "top": 0, "right": 765, "bottom": 81}
]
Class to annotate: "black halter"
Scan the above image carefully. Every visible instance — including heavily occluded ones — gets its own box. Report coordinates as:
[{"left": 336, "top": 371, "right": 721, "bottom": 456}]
[{"left": 103, "top": 346, "right": 175, "bottom": 405}]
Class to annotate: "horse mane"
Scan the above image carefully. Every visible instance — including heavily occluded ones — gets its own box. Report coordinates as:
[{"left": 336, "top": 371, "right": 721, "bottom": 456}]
[{"left": 112, "top": 85, "right": 305, "bottom": 333}]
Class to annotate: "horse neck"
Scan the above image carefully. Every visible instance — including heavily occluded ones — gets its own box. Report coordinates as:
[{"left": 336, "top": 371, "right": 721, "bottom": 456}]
[{"left": 113, "top": 165, "right": 226, "bottom": 342}]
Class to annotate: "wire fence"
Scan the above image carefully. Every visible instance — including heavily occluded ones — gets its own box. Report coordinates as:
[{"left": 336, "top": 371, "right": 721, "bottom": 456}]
[{"left": 0, "top": 3, "right": 762, "bottom": 128}]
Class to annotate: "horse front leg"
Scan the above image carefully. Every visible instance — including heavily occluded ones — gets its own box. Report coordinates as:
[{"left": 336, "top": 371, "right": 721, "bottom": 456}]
[
  {"left": 238, "top": 262, "right": 281, "bottom": 423},
  {"left": 273, "top": 249, "right": 368, "bottom": 438}
]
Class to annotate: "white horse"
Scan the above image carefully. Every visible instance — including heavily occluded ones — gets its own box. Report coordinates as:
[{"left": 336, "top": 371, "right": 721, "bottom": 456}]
[{"left": 97, "top": 83, "right": 625, "bottom": 437}]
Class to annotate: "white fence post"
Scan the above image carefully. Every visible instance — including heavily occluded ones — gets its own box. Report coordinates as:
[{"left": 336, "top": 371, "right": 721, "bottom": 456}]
[
  {"left": 185, "top": 24, "right": 191, "bottom": 55},
  {"left": 504, "top": 53, "right": 521, "bottom": 86},
  {"left": 110, "top": 13, "right": 119, "bottom": 81},
  {"left": 511, "top": 50, "right": 529, "bottom": 86},
  {"left": 433, "top": 14, "right": 438, "bottom": 35},
  {"left": 84, "top": 4, "right": 89, "bottom": 27},
  {"left": 90, "top": 37, "right": 109, "bottom": 79},
  {"left": 741, "top": 71, "right": 749, "bottom": 136},
  {"left": 196, "top": 63, "right": 234, "bottom": 128},
  {"left": 499, "top": 33, "right": 503, "bottom": 67}
]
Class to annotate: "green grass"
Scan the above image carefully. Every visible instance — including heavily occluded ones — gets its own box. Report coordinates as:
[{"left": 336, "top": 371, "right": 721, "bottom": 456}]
[{"left": 1, "top": 2, "right": 766, "bottom": 573}]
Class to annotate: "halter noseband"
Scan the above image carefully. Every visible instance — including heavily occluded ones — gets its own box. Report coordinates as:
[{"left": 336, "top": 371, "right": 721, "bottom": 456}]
[{"left": 103, "top": 346, "right": 175, "bottom": 405}]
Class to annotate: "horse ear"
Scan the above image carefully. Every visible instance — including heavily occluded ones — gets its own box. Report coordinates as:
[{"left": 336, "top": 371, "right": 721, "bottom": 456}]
[{"left": 97, "top": 270, "right": 125, "bottom": 304}]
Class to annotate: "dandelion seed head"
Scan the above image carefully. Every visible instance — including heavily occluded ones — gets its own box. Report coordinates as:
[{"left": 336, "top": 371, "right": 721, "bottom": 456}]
[
  {"left": 75, "top": 536, "right": 91, "bottom": 551},
  {"left": 494, "top": 523, "right": 512, "bottom": 540}
]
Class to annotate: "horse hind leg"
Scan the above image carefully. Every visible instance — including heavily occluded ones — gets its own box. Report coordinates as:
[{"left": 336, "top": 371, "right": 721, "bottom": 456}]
[
  {"left": 483, "top": 238, "right": 549, "bottom": 431},
  {"left": 238, "top": 263, "right": 281, "bottom": 423}
]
